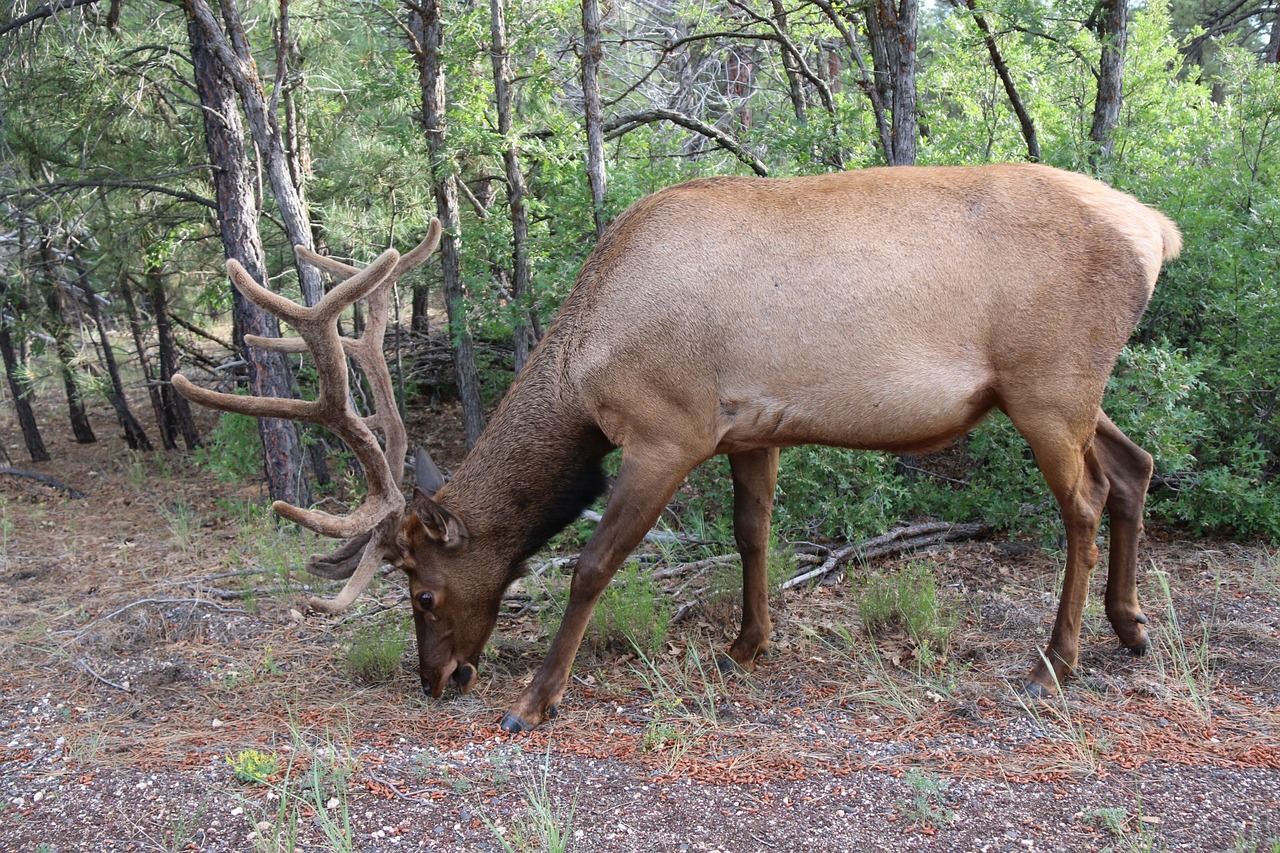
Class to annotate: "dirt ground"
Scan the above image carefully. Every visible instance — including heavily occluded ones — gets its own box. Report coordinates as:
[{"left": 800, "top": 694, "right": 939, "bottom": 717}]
[{"left": 2, "top": 399, "right": 1278, "bottom": 853}]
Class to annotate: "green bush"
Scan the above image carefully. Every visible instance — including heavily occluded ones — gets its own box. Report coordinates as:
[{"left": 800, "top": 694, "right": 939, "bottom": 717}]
[
  {"left": 857, "top": 561, "right": 957, "bottom": 667},
  {"left": 342, "top": 619, "right": 407, "bottom": 684},
  {"left": 589, "top": 562, "right": 671, "bottom": 657},
  {"left": 193, "top": 409, "right": 262, "bottom": 483},
  {"left": 226, "top": 748, "right": 279, "bottom": 785}
]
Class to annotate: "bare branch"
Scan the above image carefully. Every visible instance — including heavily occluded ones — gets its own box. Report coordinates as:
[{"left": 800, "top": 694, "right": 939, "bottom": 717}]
[
  {"left": 0, "top": 0, "right": 97, "bottom": 39},
  {"left": 605, "top": 109, "right": 768, "bottom": 176}
]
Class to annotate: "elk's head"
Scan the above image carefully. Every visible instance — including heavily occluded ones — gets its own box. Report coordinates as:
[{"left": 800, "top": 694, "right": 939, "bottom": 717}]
[
  {"left": 388, "top": 455, "right": 506, "bottom": 698},
  {"left": 174, "top": 223, "right": 493, "bottom": 699}
]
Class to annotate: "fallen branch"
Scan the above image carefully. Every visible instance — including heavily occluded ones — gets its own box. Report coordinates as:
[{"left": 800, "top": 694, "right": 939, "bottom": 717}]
[
  {"left": 780, "top": 521, "right": 989, "bottom": 590},
  {"left": 60, "top": 597, "right": 244, "bottom": 639},
  {"left": 78, "top": 659, "right": 134, "bottom": 693},
  {"left": 579, "top": 509, "right": 704, "bottom": 546},
  {"left": 0, "top": 467, "right": 87, "bottom": 498}
]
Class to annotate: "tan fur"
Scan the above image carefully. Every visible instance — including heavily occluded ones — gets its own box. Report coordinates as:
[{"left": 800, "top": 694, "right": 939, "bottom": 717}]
[
  {"left": 468, "top": 164, "right": 1179, "bottom": 730},
  {"left": 198, "top": 165, "right": 1180, "bottom": 730}
]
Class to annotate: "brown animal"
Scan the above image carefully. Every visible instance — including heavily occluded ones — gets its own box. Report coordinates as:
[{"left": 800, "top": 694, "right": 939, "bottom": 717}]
[{"left": 177, "top": 163, "right": 1181, "bottom": 734}]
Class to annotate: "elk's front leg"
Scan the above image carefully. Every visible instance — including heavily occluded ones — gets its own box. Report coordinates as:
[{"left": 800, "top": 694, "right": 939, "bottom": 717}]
[
  {"left": 500, "top": 450, "right": 695, "bottom": 733},
  {"left": 721, "top": 448, "right": 780, "bottom": 672}
]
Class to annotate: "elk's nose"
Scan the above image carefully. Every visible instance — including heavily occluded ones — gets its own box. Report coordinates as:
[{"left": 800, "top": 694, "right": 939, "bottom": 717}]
[{"left": 451, "top": 663, "right": 476, "bottom": 691}]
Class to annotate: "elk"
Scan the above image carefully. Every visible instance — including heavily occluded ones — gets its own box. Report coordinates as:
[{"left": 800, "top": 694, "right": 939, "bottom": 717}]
[{"left": 177, "top": 163, "right": 1181, "bottom": 734}]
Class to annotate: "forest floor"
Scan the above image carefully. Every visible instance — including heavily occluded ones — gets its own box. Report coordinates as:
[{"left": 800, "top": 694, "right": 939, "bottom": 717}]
[{"left": 1, "top": 397, "right": 1279, "bottom": 853}]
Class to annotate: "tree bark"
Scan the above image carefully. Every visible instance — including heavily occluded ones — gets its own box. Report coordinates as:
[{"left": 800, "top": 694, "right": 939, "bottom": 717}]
[
  {"left": 0, "top": 321, "right": 50, "bottom": 463},
  {"left": 146, "top": 262, "right": 200, "bottom": 451},
  {"left": 965, "top": 0, "right": 1040, "bottom": 163},
  {"left": 1266, "top": 8, "right": 1279, "bottom": 63},
  {"left": 770, "top": 0, "right": 804, "bottom": 122},
  {"left": 186, "top": 0, "right": 323, "bottom": 306},
  {"left": 188, "top": 3, "right": 310, "bottom": 507},
  {"left": 45, "top": 296, "right": 97, "bottom": 445},
  {"left": 490, "top": 0, "right": 535, "bottom": 373},
  {"left": 409, "top": 0, "right": 487, "bottom": 448},
  {"left": 74, "top": 259, "right": 152, "bottom": 450},
  {"left": 38, "top": 253, "right": 96, "bottom": 445},
  {"left": 580, "top": 0, "right": 608, "bottom": 238},
  {"left": 812, "top": 0, "right": 892, "bottom": 164},
  {"left": 120, "top": 271, "right": 173, "bottom": 449},
  {"left": 866, "top": 0, "right": 919, "bottom": 166},
  {"left": 1089, "top": 0, "right": 1128, "bottom": 167}
]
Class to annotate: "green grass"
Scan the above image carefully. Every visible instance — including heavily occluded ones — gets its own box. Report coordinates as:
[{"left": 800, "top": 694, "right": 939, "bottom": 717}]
[
  {"left": 341, "top": 618, "right": 408, "bottom": 684},
  {"left": 857, "top": 560, "right": 958, "bottom": 668},
  {"left": 587, "top": 561, "right": 671, "bottom": 657},
  {"left": 1149, "top": 565, "right": 1217, "bottom": 716},
  {"left": 485, "top": 743, "right": 575, "bottom": 853}
]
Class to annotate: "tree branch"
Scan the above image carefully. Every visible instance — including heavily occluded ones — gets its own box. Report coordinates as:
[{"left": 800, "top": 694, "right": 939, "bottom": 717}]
[
  {"left": 1, "top": 176, "right": 218, "bottom": 209},
  {"left": 966, "top": 0, "right": 1040, "bottom": 162},
  {"left": 0, "top": 0, "right": 97, "bottom": 39},
  {"left": 605, "top": 109, "right": 768, "bottom": 176}
]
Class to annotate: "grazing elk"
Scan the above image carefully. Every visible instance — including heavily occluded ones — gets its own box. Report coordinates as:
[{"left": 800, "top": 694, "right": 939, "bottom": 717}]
[{"left": 177, "top": 163, "right": 1181, "bottom": 733}]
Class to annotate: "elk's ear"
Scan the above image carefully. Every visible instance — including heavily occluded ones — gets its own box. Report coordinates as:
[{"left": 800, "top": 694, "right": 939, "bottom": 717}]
[
  {"left": 414, "top": 447, "right": 447, "bottom": 495},
  {"left": 406, "top": 487, "right": 468, "bottom": 551}
]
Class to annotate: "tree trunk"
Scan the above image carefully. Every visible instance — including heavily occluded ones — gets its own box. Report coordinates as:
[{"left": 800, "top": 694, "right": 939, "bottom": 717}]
[
  {"left": 147, "top": 263, "right": 201, "bottom": 451},
  {"left": 866, "top": 0, "right": 919, "bottom": 166},
  {"left": 120, "top": 270, "right": 174, "bottom": 449},
  {"left": 490, "top": 0, "right": 535, "bottom": 373},
  {"left": 1268, "top": 10, "right": 1279, "bottom": 64},
  {"left": 580, "top": 0, "right": 608, "bottom": 238},
  {"left": 0, "top": 322, "right": 50, "bottom": 463},
  {"left": 74, "top": 259, "right": 152, "bottom": 450},
  {"left": 38, "top": 234, "right": 95, "bottom": 444},
  {"left": 188, "top": 4, "right": 311, "bottom": 507},
  {"left": 410, "top": 0, "right": 487, "bottom": 448},
  {"left": 965, "top": 0, "right": 1040, "bottom": 162},
  {"left": 186, "top": 0, "right": 323, "bottom": 306},
  {"left": 770, "top": 0, "right": 806, "bottom": 123},
  {"left": 1089, "top": 0, "right": 1128, "bottom": 167},
  {"left": 813, "top": 0, "right": 892, "bottom": 163},
  {"left": 47, "top": 299, "right": 97, "bottom": 445}
]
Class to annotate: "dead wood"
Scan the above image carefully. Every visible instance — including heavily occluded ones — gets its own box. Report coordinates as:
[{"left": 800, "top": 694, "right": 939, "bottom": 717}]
[
  {"left": 0, "top": 467, "right": 87, "bottom": 498},
  {"left": 780, "top": 521, "right": 989, "bottom": 590}
]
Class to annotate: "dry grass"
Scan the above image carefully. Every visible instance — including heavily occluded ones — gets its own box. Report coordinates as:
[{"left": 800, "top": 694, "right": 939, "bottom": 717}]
[{"left": 2, "top": 399, "right": 1279, "bottom": 850}]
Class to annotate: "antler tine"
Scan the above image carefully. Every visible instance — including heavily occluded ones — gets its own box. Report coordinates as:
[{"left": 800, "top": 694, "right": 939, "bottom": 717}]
[{"left": 174, "top": 230, "right": 444, "bottom": 614}]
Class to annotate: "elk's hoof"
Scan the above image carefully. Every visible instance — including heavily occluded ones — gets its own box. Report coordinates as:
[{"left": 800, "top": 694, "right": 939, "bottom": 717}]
[
  {"left": 499, "top": 712, "right": 532, "bottom": 734},
  {"left": 717, "top": 654, "right": 746, "bottom": 675},
  {"left": 1020, "top": 679, "right": 1054, "bottom": 699}
]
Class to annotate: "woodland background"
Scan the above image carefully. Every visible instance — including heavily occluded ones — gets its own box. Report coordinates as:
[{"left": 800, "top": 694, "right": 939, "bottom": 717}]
[{"left": 2, "top": 0, "right": 1279, "bottom": 546}]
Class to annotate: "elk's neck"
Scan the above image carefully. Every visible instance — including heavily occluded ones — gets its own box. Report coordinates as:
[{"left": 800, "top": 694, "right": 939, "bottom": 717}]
[{"left": 436, "top": 345, "right": 610, "bottom": 576}]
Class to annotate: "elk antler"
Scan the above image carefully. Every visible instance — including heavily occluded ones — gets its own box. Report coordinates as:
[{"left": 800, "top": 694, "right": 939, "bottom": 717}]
[{"left": 174, "top": 221, "right": 443, "bottom": 613}]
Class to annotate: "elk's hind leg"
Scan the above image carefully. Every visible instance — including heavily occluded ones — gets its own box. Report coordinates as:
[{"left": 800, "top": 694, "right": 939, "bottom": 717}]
[
  {"left": 1008, "top": 405, "right": 1111, "bottom": 694},
  {"left": 721, "top": 448, "right": 782, "bottom": 673},
  {"left": 1094, "top": 410, "right": 1154, "bottom": 655}
]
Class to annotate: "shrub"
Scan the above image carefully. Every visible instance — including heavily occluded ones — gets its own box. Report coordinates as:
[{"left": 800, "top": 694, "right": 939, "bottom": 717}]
[
  {"left": 857, "top": 561, "right": 957, "bottom": 667},
  {"left": 589, "top": 562, "right": 670, "bottom": 657},
  {"left": 226, "top": 749, "right": 279, "bottom": 785}
]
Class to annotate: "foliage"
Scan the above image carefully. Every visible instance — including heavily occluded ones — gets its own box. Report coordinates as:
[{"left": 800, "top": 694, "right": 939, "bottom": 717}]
[
  {"left": 588, "top": 561, "right": 671, "bottom": 657},
  {"left": 226, "top": 748, "right": 280, "bottom": 785},
  {"left": 858, "top": 561, "right": 958, "bottom": 667},
  {"left": 341, "top": 618, "right": 408, "bottom": 684},
  {"left": 2, "top": 0, "right": 1278, "bottom": 542},
  {"left": 192, "top": 411, "right": 262, "bottom": 483}
]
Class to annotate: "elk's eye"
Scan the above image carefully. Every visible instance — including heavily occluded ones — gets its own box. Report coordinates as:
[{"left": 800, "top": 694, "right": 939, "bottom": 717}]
[{"left": 416, "top": 591, "right": 435, "bottom": 611}]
